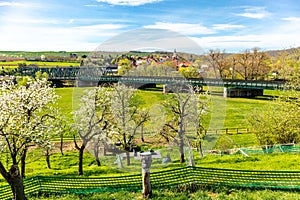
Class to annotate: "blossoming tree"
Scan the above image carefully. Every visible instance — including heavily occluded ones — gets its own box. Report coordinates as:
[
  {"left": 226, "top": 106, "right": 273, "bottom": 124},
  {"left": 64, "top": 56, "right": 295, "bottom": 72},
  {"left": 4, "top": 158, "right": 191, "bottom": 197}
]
[{"left": 0, "top": 78, "right": 60, "bottom": 200}]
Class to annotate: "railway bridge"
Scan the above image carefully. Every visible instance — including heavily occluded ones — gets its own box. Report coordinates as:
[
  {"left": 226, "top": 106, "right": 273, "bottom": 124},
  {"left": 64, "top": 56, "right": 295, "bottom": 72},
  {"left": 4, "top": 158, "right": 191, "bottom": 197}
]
[{"left": 18, "top": 66, "right": 286, "bottom": 97}]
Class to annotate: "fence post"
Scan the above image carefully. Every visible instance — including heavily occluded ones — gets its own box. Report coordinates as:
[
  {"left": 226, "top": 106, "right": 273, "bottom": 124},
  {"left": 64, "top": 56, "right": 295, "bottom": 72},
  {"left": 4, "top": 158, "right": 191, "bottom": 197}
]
[
  {"left": 35, "top": 176, "right": 42, "bottom": 195},
  {"left": 141, "top": 152, "right": 152, "bottom": 199}
]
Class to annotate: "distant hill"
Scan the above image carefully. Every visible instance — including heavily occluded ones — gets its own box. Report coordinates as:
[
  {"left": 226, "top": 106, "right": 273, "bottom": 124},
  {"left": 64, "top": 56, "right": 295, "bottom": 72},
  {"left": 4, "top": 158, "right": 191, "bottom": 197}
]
[{"left": 265, "top": 47, "right": 300, "bottom": 57}]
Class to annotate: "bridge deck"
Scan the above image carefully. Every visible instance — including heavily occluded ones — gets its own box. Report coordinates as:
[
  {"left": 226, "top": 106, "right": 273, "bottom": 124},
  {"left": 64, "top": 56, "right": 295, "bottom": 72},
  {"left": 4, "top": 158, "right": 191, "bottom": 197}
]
[{"left": 16, "top": 67, "right": 285, "bottom": 90}]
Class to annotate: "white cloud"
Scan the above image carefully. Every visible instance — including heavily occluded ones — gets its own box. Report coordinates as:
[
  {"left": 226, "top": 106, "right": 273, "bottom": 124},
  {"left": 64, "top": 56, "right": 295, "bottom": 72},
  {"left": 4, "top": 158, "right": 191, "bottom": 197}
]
[
  {"left": 191, "top": 32, "right": 300, "bottom": 53},
  {"left": 74, "top": 24, "right": 126, "bottom": 30},
  {"left": 282, "top": 17, "right": 300, "bottom": 23},
  {"left": 3, "top": 17, "right": 61, "bottom": 24},
  {"left": 0, "top": 1, "right": 26, "bottom": 7},
  {"left": 0, "top": 1, "right": 39, "bottom": 7},
  {"left": 0, "top": 20, "right": 126, "bottom": 51},
  {"left": 236, "top": 7, "right": 271, "bottom": 19},
  {"left": 96, "top": 0, "right": 162, "bottom": 6},
  {"left": 144, "top": 22, "right": 215, "bottom": 35},
  {"left": 84, "top": 4, "right": 98, "bottom": 7},
  {"left": 212, "top": 24, "right": 245, "bottom": 30}
]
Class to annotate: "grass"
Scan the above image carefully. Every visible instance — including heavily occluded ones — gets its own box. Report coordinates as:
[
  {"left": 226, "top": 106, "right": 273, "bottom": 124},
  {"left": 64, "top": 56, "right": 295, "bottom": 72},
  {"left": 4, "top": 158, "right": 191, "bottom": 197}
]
[
  {"left": 55, "top": 87, "right": 75, "bottom": 120},
  {"left": 28, "top": 188, "right": 300, "bottom": 200},
  {"left": 196, "top": 153, "right": 300, "bottom": 171},
  {"left": 56, "top": 86, "right": 275, "bottom": 129},
  {"left": 0, "top": 61, "right": 80, "bottom": 68},
  {"left": 2, "top": 87, "right": 298, "bottom": 198},
  {"left": 222, "top": 97, "right": 266, "bottom": 128},
  {"left": 1, "top": 146, "right": 298, "bottom": 182},
  {"left": 219, "top": 133, "right": 258, "bottom": 147},
  {"left": 0, "top": 50, "right": 89, "bottom": 57},
  {"left": 55, "top": 87, "right": 278, "bottom": 145}
]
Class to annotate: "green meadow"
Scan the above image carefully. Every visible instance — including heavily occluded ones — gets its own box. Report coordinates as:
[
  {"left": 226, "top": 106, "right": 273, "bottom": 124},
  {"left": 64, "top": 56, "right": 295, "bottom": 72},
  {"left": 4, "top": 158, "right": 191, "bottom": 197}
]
[
  {"left": 55, "top": 86, "right": 270, "bottom": 147},
  {"left": 0, "top": 61, "right": 80, "bottom": 68},
  {"left": 29, "top": 189, "right": 300, "bottom": 200},
  {"left": 1, "top": 86, "right": 299, "bottom": 199}
]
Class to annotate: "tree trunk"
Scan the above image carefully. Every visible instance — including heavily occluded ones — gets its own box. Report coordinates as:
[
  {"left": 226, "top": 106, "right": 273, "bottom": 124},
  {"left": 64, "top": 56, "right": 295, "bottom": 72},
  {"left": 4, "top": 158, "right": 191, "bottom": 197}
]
[
  {"left": 78, "top": 145, "right": 85, "bottom": 175},
  {"left": 95, "top": 157, "right": 101, "bottom": 166},
  {"left": 141, "top": 126, "right": 144, "bottom": 142},
  {"left": 103, "top": 146, "right": 107, "bottom": 156},
  {"left": 180, "top": 149, "right": 185, "bottom": 164},
  {"left": 0, "top": 163, "right": 27, "bottom": 200},
  {"left": 179, "top": 137, "right": 185, "bottom": 164},
  {"left": 20, "top": 148, "right": 27, "bottom": 179},
  {"left": 60, "top": 133, "right": 64, "bottom": 155},
  {"left": 9, "top": 165, "right": 27, "bottom": 200},
  {"left": 199, "top": 141, "right": 204, "bottom": 158},
  {"left": 45, "top": 149, "right": 51, "bottom": 169},
  {"left": 126, "top": 151, "right": 130, "bottom": 166},
  {"left": 94, "top": 148, "right": 101, "bottom": 166}
]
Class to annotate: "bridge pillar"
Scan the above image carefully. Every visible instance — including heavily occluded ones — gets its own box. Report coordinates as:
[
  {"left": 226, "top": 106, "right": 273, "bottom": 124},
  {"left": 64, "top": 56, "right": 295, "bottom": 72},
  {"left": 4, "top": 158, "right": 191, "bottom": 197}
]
[
  {"left": 75, "top": 80, "right": 98, "bottom": 87},
  {"left": 122, "top": 83, "right": 156, "bottom": 89},
  {"left": 224, "top": 88, "right": 263, "bottom": 98}
]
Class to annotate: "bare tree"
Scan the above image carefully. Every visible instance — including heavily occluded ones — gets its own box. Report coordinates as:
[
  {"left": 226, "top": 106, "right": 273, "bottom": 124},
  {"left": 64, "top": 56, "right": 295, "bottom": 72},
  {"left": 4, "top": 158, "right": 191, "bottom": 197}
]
[
  {"left": 250, "top": 48, "right": 270, "bottom": 80},
  {"left": 235, "top": 50, "right": 252, "bottom": 80},
  {"left": 235, "top": 48, "right": 270, "bottom": 80},
  {"left": 207, "top": 49, "right": 229, "bottom": 78}
]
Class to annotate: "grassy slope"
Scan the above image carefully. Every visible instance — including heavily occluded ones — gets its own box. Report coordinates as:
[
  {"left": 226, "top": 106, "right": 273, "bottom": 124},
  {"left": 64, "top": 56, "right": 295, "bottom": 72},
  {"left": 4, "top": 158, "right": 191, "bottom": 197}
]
[
  {"left": 197, "top": 153, "right": 300, "bottom": 171},
  {"left": 30, "top": 189, "right": 300, "bottom": 200},
  {"left": 55, "top": 87, "right": 74, "bottom": 120},
  {"left": 55, "top": 87, "right": 271, "bottom": 145},
  {"left": 0, "top": 87, "right": 299, "bottom": 198}
]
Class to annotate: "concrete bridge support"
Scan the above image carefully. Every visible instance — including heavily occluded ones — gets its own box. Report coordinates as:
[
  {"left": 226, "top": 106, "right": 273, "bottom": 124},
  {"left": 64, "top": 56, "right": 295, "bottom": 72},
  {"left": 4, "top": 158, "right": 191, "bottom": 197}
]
[
  {"left": 75, "top": 80, "right": 98, "bottom": 87},
  {"left": 224, "top": 88, "right": 263, "bottom": 98},
  {"left": 163, "top": 84, "right": 203, "bottom": 94}
]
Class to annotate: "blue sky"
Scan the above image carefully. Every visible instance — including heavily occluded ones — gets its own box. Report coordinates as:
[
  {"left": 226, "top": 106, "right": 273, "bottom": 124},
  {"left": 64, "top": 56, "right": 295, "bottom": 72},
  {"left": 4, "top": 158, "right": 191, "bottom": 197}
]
[{"left": 0, "top": 0, "right": 300, "bottom": 53}]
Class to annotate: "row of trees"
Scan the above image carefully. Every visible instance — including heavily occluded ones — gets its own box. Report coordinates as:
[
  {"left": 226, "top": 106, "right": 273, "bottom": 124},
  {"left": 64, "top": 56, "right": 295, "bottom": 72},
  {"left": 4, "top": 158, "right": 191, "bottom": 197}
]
[
  {"left": 207, "top": 47, "right": 300, "bottom": 80},
  {"left": 0, "top": 77, "right": 209, "bottom": 199},
  {"left": 111, "top": 47, "right": 300, "bottom": 80},
  {"left": 73, "top": 83, "right": 209, "bottom": 172}
]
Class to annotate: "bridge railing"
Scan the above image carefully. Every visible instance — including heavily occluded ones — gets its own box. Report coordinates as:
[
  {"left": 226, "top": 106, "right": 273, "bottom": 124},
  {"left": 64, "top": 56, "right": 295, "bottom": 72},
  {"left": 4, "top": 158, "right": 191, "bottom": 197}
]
[{"left": 17, "top": 67, "right": 286, "bottom": 90}]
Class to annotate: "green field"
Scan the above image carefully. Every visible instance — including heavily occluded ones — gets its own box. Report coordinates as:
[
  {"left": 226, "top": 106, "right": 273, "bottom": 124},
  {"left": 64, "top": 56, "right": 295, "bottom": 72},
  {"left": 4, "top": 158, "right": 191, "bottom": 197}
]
[
  {"left": 55, "top": 87, "right": 272, "bottom": 147},
  {"left": 28, "top": 189, "right": 300, "bottom": 200},
  {"left": 0, "top": 51, "right": 89, "bottom": 57},
  {"left": 1, "top": 86, "right": 299, "bottom": 199},
  {"left": 0, "top": 61, "right": 80, "bottom": 68},
  {"left": 57, "top": 87, "right": 271, "bottom": 128},
  {"left": 19, "top": 149, "right": 300, "bottom": 178}
]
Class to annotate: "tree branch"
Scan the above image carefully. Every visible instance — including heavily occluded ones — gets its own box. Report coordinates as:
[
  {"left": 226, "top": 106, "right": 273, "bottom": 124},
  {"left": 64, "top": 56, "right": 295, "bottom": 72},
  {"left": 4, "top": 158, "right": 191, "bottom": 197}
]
[{"left": 0, "top": 161, "right": 10, "bottom": 183}]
